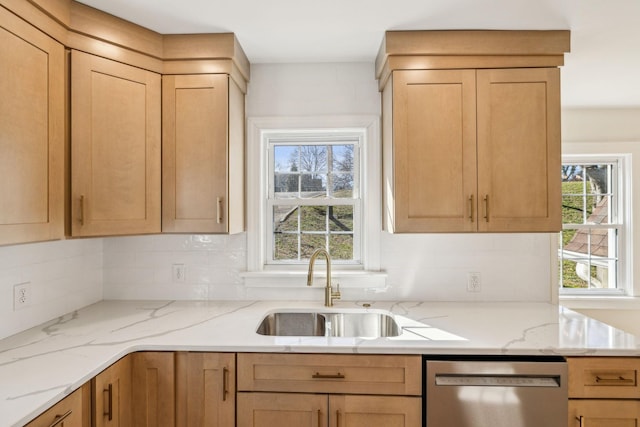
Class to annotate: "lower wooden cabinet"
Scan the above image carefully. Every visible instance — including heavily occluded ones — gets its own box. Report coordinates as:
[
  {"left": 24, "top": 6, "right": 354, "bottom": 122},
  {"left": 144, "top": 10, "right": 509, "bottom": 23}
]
[
  {"left": 131, "top": 352, "right": 175, "bottom": 427},
  {"left": 568, "top": 357, "right": 640, "bottom": 427},
  {"left": 569, "top": 399, "right": 640, "bottom": 426},
  {"left": 175, "top": 352, "right": 236, "bottom": 427},
  {"left": 25, "top": 383, "right": 90, "bottom": 427},
  {"left": 237, "top": 392, "right": 421, "bottom": 427}
]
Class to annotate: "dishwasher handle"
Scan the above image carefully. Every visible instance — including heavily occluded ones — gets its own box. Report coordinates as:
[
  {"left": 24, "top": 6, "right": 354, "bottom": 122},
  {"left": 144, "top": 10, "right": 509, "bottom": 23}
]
[{"left": 435, "top": 374, "right": 562, "bottom": 387}]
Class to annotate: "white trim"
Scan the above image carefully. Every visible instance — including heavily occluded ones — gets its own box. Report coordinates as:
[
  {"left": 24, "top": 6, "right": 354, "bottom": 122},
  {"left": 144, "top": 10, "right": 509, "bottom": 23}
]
[{"left": 245, "top": 115, "right": 382, "bottom": 287}]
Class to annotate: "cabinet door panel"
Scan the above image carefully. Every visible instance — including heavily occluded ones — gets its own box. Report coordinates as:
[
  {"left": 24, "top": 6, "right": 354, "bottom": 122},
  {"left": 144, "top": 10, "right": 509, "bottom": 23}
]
[
  {"left": 569, "top": 399, "right": 640, "bottom": 427},
  {"left": 476, "top": 67, "right": 561, "bottom": 232},
  {"left": 162, "top": 74, "right": 228, "bottom": 233},
  {"left": 330, "top": 395, "right": 421, "bottom": 427},
  {"left": 132, "top": 352, "right": 175, "bottom": 427},
  {"left": 176, "top": 352, "right": 235, "bottom": 427},
  {"left": 25, "top": 384, "right": 89, "bottom": 427},
  {"left": 0, "top": 6, "right": 64, "bottom": 245},
  {"left": 392, "top": 69, "right": 477, "bottom": 232},
  {"left": 237, "top": 392, "right": 327, "bottom": 427},
  {"left": 71, "top": 50, "right": 161, "bottom": 236}
]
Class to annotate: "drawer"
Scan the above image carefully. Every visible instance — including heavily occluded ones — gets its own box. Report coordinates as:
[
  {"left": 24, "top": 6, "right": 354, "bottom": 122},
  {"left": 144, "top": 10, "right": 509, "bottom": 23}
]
[
  {"left": 26, "top": 383, "right": 90, "bottom": 427},
  {"left": 568, "top": 357, "right": 640, "bottom": 398},
  {"left": 237, "top": 353, "right": 421, "bottom": 396}
]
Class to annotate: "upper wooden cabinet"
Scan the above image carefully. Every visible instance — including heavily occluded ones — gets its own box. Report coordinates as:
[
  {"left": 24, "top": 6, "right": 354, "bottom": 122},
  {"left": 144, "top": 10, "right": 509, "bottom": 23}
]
[
  {"left": 0, "top": 5, "right": 64, "bottom": 246},
  {"left": 70, "top": 50, "right": 162, "bottom": 237},
  {"left": 377, "top": 30, "right": 569, "bottom": 233},
  {"left": 162, "top": 74, "right": 245, "bottom": 234}
]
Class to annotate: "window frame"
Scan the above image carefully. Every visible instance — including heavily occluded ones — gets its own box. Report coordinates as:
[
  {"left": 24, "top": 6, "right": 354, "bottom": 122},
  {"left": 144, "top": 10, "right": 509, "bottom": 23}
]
[
  {"left": 559, "top": 154, "right": 630, "bottom": 296},
  {"left": 245, "top": 116, "right": 382, "bottom": 282},
  {"left": 266, "top": 134, "right": 362, "bottom": 265}
]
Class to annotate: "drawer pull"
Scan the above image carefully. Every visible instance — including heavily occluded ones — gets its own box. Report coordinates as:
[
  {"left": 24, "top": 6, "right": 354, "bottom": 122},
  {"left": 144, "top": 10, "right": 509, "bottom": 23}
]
[
  {"left": 595, "top": 375, "right": 634, "bottom": 384},
  {"left": 336, "top": 409, "right": 341, "bottom": 427},
  {"left": 312, "top": 372, "right": 345, "bottom": 379},
  {"left": 104, "top": 383, "right": 113, "bottom": 421},
  {"left": 48, "top": 410, "right": 72, "bottom": 427},
  {"left": 576, "top": 415, "right": 584, "bottom": 427},
  {"left": 222, "top": 367, "right": 229, "bottom": 401}
]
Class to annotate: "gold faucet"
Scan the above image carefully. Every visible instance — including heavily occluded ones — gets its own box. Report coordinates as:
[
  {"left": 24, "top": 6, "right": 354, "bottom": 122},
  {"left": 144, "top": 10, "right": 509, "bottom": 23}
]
[{"left": 307, "top": 248, "right": 341, "bottom": 307}]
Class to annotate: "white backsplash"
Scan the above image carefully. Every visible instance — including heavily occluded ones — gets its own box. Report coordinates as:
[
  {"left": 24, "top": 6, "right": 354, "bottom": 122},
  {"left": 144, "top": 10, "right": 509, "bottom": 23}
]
[{"left": 0, "top": 239, "right": 102, "bottom": 340}]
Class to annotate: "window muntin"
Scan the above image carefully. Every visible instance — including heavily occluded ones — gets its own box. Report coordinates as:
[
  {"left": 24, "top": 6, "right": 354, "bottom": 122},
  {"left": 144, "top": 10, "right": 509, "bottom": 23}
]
[
  {"left": 560, "top": 161, "right": 622, "bottom": 293},
  {"left": 267, "top": 137, "right": 361, "bottom": 265}
]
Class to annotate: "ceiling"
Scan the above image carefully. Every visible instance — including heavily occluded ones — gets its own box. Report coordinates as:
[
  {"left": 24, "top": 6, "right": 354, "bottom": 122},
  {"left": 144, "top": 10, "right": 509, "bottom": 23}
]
[{"left": 76, "top": 0, "right": 640, "bottom": 108}]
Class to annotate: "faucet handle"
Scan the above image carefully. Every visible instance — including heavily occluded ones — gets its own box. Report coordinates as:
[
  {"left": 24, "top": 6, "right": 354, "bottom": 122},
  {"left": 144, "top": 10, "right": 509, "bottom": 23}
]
[{"left": 333, "top": 283, "right": 341, "bottom": 300}]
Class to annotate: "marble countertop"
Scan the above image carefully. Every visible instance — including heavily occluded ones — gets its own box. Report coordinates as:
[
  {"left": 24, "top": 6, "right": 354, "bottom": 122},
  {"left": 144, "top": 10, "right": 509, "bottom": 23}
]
[{"left": 1, "top": 299, "right": 638, "bottom": 426}]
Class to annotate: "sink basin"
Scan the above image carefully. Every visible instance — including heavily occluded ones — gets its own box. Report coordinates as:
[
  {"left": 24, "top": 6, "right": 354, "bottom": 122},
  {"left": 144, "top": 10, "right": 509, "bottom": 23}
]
[
  {"left": 256, "top": 312, "right": 326, "bottom": 336},
  {"left": 256, "top": 311, "right": 400, "bottom": 338}
]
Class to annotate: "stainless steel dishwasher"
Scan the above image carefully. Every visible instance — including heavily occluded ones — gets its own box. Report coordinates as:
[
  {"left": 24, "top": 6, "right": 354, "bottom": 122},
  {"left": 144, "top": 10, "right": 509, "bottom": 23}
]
[{"left": 425, "top": 357, "right": 567, "bottom": 427}]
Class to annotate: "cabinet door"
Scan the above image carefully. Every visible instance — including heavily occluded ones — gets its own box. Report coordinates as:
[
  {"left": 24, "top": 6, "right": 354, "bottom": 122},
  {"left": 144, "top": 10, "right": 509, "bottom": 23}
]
[
  {"left": 162, "top": 74, "right": 245, "bottom": 234},
  {"left": 94, "top": 356, "right": 132, "bottom": 427},
  {"left": 0, "top": 6, "right": 64, "bottom": 245},
  {"left": 390, "top": 69, "right": 477, "bottom": 232},
  {"left": 131, "top": 352, "right": 175, "bottom": 427},
  {"left": 237, "top": 392, "right": 328, "bottom": 427},
  {"left": 329, "top": 395, "right": 421, "bottom": 427},
  {"left": 476, "top": 67, "right": 561, "bottom": 232},
  {"left": 175, "top": 352, "right": 235, "bottom": 427},
  {"left": 26, "top": 383, "right": 90, "bottom": 427},
  {"left": 569, "top": 399, "right": 640, "bottom": 427},
  {"left": 71, "top": 50, "right": 161, "bottom": 236}
]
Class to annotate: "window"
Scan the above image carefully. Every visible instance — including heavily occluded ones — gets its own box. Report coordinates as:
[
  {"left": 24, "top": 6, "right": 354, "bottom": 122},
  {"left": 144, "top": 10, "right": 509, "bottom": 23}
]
[
  {"left": 268, "top": 137, "right": 360, "bottom": 264},
  {"left": 559, "top": 157, "right": 625, "bottom": 294},
  {"left": 245, "top": 116, "right": 381, "bottom": 279}
]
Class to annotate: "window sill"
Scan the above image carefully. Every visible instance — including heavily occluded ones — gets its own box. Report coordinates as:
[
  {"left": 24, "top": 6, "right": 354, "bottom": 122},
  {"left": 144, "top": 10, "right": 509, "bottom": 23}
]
[
  {"left": 241, "top": 270, "right": 387, "bottom": 289},
  {"left": 560, "top": 295, "right": 640, "bottom": 310}
]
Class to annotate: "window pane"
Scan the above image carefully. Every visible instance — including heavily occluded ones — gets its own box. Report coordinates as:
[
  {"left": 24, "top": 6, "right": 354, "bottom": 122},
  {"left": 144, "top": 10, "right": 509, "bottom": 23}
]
[
  {"left": 331, "top": 173, "right": 353, "bottom": 198},
  {"left": 274, "top": 206, "right": 298, "bottom": 232},
  {"left": 331, "top": 145, "right": 354, "bottom": 172},
  {"left": 561, "top": 258, "right": 589, "bottom": 289},
  {"left": 301, "top": 174, "right": 326, "bottom": 196},
  {"left": 329, "top": 234, "right": 353, "bottom": 260},
  {"left": 328, "top": 206, "right": 353, "bottom": 232},
  {"left": 274, "top": 234, "right": 298, "bottom": 260},
  {"left": 299, "top": 146, "right": 327, "bottom": 173},
  {"left": 562, "top": 194, "right": 586, "bottom": 224},
  {"left": 274, "top": 173, "right": 299, "bottom": 198},
  {"left": 300, "top": 234, "right": 327, "bottom": 258},
  {"left": 274, "top": 145, "right": 298, "bottom": 172},
  {"left": 300, "top": 206, "right": 326, "bottom": 232}
]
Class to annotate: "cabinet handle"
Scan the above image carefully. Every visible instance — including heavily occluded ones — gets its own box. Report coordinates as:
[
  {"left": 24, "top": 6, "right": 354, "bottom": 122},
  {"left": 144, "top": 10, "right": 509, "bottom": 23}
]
[
  {"left": 216, "top": 197, "right": 223, "bottom": 224},
  {"left": 79, "top": 195, "right": 85, "bottom": 226},
  {"left": 312, "top": 372, "right": 345, "bottom": 379},
  {"left": 336, "top": 409, "right": 341, "bottom": 427},
  {"left": 104, "top": 383, "right": 113, "bottom": 421},
  {"left": 595, "top": 375, "right": 635, "bottom": 384},
  {"left": 222, "top": 367, "right": 229, "bottom": 401},
  {"left": 483, "top": 195, "right": 489, "bottom": 222},
  {"left": 468, "top": 195, "right": 474, "bottom": 222},
  {"left": 317, "top": 409, "right": 322, "bottom": 427},
  {"left": 576, "top": 415, "right": 584, "bottom": 427},
  {"left": 48, "top": 410, "right": 72, "bottom": 427}
]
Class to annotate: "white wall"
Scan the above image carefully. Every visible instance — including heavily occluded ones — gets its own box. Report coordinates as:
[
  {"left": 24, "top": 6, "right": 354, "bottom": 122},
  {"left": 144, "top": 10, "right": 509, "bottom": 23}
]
[
  {"left": 103, "top": 62, "right": 556, "bottom": 303},
  {"left": 0, "top": 239, "right": 102, "bottom": 340}
]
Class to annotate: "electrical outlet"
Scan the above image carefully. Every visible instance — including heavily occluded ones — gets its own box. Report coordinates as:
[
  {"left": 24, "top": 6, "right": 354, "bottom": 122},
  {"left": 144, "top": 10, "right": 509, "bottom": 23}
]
[
  {"left": 172, "top": 264, "right": 186, "bottom": 283},
  {"left": 467, "top": 272, "right": 481, "bottom": 292},
  {"left": 13, "top": 282, "right": 31, "bottom": 310}
]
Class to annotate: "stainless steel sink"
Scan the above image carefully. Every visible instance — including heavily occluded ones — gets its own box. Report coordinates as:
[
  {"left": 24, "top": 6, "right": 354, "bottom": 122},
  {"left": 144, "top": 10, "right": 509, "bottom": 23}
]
[{"left": 256, "top": 311, "right": 400, "bottom": 338}]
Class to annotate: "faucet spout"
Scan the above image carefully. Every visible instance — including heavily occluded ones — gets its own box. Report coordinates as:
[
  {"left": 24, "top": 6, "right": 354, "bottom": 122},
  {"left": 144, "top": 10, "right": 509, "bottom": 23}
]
[{"left": 307, "top": 249, "right": 341, "bottom": 307}]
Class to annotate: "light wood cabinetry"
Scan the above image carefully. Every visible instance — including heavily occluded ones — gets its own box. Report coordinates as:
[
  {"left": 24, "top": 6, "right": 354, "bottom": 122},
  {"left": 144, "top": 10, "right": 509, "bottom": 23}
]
[
  {"left": 25, "top": 383, "right": 90, "bottom": 427},
  {"left": 131, "top": 352, "right": 175, "bottom": 427},
  {"left": 162, "top": 74, "right": 245, "bottom": 234},
  {"left": 70, "top": 50, "right": 161, "bottom": 237},
  {"left": 567, "top": 357, "right": 640, "bottom": 426},
  {"left": 237, "top": 353, "right": 422, "bottom": 427},
  {"left": 93, "top": 356, "right": 132, "bottom": 427},
  {"left": 0, "top": 5, "right": 64, "bottom": 246},
  {"left": 377, "top": 30, "right": 569, "bottom": 233},
  {"left": 175, "top": 352, "right": 235, "bottom": 427}
]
